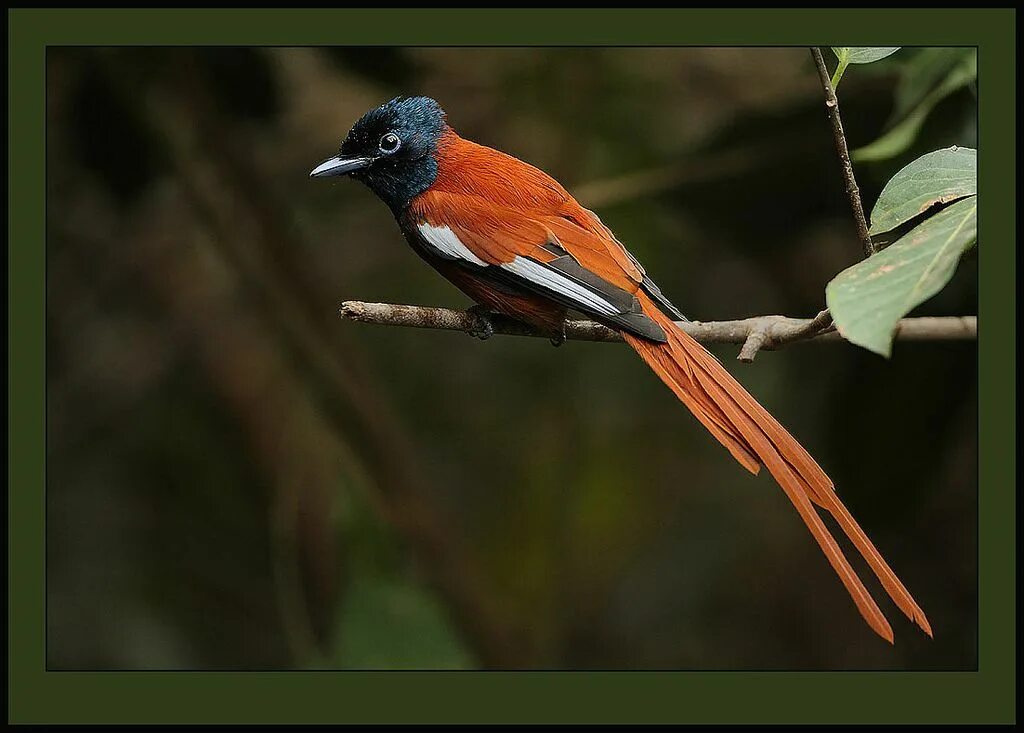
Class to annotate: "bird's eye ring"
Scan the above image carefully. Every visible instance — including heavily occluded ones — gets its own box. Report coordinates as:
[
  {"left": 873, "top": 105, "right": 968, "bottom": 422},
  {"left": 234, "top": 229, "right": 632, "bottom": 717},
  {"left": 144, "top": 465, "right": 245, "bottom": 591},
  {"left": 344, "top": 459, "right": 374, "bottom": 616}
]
[{"left": 378, "top": 132, "right": 402, "bottom": 154}]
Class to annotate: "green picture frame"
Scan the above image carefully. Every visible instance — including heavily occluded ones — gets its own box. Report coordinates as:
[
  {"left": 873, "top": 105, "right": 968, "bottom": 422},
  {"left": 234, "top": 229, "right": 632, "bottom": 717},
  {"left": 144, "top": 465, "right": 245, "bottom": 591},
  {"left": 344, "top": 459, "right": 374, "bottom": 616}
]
[{"left": 9, "top": 7, "right": 1015, "bottom": 725}]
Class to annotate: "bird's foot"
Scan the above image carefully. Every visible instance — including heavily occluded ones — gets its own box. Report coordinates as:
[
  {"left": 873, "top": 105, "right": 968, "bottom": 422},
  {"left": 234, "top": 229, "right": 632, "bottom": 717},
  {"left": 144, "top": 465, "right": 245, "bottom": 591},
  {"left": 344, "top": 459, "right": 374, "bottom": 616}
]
[
  {"left": 549, "top": 323, "right": 567, "bottom": 348},
  {"left": 466, "top": 305, "right": 496, "bottom": 341}
]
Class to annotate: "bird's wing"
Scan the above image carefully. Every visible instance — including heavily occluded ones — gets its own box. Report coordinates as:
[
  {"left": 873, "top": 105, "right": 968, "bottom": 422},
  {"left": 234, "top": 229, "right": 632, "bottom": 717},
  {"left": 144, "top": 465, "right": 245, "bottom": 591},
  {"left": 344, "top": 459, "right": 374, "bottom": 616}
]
[{"left": 409, "top": 189, "right": 667, "bottom": 341}]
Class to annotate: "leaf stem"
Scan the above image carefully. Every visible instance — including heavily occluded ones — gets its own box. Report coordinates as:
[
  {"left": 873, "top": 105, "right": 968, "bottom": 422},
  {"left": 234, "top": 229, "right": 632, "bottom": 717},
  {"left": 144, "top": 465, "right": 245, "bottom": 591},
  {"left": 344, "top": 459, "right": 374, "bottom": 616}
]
[{"left": 830, "top": 58, "right": 849, "bottom": 90}]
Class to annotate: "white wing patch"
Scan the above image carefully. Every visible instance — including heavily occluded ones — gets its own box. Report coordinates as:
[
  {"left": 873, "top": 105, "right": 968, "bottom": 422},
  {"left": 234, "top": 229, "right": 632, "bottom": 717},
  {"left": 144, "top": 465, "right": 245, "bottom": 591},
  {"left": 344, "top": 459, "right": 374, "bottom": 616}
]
[
  {"left": 500, "top": 256, "right": 619, "bottom": 316},
  {"left": 417, "top": 224, "right": 621, "bottom": 316},
  {"left": 417, "top": 223, "right": 488, "bottom": 266}
]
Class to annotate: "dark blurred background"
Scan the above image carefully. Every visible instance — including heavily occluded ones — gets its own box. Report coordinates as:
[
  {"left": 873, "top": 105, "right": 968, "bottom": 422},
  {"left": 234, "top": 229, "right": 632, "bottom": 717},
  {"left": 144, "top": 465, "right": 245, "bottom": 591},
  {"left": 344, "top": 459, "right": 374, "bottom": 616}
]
[{"left": 46, "top": 47, "right": 977, "bottom": 670}]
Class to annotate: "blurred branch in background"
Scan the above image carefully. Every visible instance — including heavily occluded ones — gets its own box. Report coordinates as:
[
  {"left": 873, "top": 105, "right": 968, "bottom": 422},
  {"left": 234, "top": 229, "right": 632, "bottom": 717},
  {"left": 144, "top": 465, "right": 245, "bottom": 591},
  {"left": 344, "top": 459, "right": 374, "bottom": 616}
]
[
  {"left": 572, "top": 140, "right": 785, "bottom": 209},
  {"left": 88, "top": 48, "right": 529, "bottom": 667},
  {"left": 129, "top": 192, "right": 346, "bottom": 663},
  {"left": 338, "top": 301, "right": 976, "bottom": 363}
]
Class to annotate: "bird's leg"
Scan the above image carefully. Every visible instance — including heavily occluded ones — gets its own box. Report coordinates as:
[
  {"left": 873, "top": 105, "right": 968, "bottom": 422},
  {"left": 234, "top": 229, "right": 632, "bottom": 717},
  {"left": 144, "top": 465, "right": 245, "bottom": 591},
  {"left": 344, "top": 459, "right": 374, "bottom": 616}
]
[
  {"left": 466, "top": 304, "right": 496, "bottom": 341},
  {"left": 549, "top": 320, "right": 567, "bottom": 348}
]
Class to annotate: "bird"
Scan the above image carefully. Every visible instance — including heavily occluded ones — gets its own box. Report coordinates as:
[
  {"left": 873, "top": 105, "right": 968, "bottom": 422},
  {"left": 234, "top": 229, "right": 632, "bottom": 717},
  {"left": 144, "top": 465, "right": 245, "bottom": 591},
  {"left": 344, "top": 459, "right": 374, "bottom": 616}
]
[{"left": 311, "top": 95, "right": 932, "bottom": 643}]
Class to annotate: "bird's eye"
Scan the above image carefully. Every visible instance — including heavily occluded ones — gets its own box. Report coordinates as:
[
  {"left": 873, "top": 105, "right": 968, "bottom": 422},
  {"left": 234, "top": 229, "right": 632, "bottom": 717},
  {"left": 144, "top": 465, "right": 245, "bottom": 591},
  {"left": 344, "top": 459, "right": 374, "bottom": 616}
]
[{"left": 378, "top": 132, "right": 402, "bottom": 154}]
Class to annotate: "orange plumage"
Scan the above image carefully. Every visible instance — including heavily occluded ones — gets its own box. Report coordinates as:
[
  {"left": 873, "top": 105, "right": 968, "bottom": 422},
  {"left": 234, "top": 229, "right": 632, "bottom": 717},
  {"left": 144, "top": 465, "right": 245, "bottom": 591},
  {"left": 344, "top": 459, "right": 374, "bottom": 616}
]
[{"left": 314, "top": 97, "right": 932, "bottom": 642}]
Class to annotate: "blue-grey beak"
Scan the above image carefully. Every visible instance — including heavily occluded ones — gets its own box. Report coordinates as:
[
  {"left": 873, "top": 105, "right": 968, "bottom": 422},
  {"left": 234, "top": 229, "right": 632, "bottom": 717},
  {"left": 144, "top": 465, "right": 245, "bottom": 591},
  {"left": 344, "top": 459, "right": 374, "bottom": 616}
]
[{"left": 309, "top": 155, "right": 373, "bottom": 178}]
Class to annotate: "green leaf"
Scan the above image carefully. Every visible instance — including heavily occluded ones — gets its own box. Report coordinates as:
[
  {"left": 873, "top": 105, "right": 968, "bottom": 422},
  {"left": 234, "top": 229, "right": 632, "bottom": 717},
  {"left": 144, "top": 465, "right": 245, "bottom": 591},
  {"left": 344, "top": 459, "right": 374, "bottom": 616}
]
[
  {"left": 869, "top": 147, "right": 976, "bottom": 235},
  {"left": 332, "top": 566, "right": 474, "bottom": 669},
  {"left": 853, "top": 51, "right": 976, "bottom": 162},
  {"left": 830, "top": 47, "right": 901, "bottom": 89},
  {"left": 326, "top": 484, "right": 473, "bottom": 670},
  {"left": 826, "top": 196, "right": 977, "bottom": 357},
  {"left": 832, "top": 47, "right": 901, "bottom": 64},
  {"left": 890, "top": 48, "right": 973, "bottom": 124}
]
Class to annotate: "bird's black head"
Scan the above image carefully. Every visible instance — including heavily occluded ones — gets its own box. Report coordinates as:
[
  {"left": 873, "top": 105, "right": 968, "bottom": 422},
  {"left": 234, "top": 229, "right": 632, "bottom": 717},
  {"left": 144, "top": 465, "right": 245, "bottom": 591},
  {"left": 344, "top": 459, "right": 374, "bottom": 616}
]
[{"left": 310, "top": 96, "right": 448, "bottom": 214}]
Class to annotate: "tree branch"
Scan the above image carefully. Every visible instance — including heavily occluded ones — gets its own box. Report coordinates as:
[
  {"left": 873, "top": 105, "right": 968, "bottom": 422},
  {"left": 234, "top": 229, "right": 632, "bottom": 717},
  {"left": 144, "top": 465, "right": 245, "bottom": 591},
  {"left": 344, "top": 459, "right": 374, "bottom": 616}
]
[
  {"left": 339, "top": 301, "right": 976, "bottom": 362},
  {"left": 810, "top": 47, "right": 877, "bottom": 258}
]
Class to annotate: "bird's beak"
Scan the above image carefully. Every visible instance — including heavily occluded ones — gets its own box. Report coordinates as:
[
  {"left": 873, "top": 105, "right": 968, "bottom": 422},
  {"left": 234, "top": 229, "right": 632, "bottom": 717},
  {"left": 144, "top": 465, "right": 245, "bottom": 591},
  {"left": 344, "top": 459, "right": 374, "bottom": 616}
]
[{"left": 309, "top": 155, "right": 373, "bottom": 178}]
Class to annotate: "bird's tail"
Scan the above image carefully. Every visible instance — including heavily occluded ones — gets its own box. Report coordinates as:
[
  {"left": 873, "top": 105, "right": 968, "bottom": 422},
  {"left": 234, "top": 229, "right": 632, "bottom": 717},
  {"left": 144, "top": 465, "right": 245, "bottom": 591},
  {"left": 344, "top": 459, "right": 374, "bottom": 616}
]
[{"left": 622, "top": 292, "right": 932, "bottom": 642}]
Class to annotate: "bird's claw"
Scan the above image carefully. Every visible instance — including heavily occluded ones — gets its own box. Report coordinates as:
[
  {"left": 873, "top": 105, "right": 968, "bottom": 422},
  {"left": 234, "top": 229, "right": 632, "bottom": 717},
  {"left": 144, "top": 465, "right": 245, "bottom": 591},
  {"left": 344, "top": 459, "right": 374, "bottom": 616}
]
[{"left": 466, "top": 305, "right": 496, "bottom": 341}]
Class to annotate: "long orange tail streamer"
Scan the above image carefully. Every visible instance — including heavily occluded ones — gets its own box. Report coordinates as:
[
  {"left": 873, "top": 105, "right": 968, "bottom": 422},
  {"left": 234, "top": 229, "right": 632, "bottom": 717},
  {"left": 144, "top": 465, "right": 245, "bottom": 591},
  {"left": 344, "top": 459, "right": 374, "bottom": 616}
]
[{"left": 623, "top": 292, "right": 932, "bottom": 643}]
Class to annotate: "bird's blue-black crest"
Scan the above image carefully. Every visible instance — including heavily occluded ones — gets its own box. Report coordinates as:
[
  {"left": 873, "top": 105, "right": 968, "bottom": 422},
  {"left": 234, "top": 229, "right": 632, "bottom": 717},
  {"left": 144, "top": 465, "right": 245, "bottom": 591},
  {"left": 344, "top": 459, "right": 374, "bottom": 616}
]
[
  {"left": 340, "top": 96, "right": 449, "bottom": 213},
  {"left": 342, "top": 97, "right": 446, "bottom": 151}
]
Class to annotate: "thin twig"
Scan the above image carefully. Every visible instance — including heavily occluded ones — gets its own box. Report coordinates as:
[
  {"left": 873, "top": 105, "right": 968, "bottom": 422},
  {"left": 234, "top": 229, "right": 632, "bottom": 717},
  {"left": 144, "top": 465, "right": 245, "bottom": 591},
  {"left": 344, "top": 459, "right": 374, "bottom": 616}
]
[
  {"left": 810, "top": 47, "right": 877, "bottom": 258},
  {"left": 339, "top": 301, "right": 976, "bottom": 362},
  {"left": 735, "top": 309, "right": 830, "bottom": 362}
]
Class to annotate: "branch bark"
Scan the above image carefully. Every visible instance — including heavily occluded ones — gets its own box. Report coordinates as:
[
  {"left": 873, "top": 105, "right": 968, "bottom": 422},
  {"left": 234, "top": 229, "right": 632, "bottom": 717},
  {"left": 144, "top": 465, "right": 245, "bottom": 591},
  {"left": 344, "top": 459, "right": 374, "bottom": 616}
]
[
  {"left": 339, "top": 301, "right": 976, "bottom": 362},
  {"left": 810, "top": 47, "right": 877, "bottom": 258}
]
